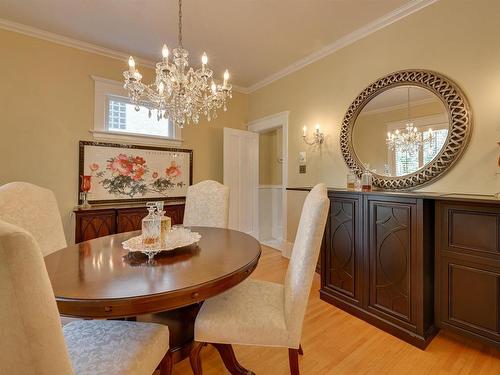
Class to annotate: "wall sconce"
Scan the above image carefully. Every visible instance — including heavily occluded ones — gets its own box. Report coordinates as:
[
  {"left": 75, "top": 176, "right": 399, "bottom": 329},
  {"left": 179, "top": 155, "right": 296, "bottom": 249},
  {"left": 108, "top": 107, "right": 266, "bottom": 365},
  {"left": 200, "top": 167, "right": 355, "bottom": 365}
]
[{"left": 302, "top": 124, "right": 324, "bottom": 146}]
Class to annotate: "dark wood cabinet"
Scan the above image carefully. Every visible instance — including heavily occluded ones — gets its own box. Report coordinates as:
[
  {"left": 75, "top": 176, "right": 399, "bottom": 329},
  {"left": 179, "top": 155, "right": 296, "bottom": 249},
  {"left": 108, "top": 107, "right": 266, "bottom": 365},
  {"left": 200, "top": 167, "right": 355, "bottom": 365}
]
[
  {"left": 321, "top": 192, "right": 363, "bottom": 307},
  {"left": 320, "top": 192, "right": 435, "bottom": 349},
  {"left": 366, "top": 198, "right": 417, "bottom": 328},
  {"left": 435, "top": 201, "right": 500, "bottom": 347},
  {"left": 74, "top": 209, "right": 116, "bottom": 243},
  {"left": 74, "top": 201, "right": 185, "bottom": 243},
  {"left": 290, "top": 186, "right": 500, "bottom": 349}
]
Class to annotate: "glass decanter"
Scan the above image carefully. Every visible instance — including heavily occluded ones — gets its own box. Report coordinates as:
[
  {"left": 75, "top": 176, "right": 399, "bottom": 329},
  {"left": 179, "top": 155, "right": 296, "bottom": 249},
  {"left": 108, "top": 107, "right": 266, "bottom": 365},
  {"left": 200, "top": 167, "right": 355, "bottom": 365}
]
[
  {"left": 347, "top": 169, "right": 356, "bottom": 190},
  {"left": 361, "top": 165, "right": 373, "bottom": 192},
  {"left": 141, "top": 206, "right": 161, "bottom": 255},
  {"left": 155, "top": 201, "right": 172, "bottom": 248}
]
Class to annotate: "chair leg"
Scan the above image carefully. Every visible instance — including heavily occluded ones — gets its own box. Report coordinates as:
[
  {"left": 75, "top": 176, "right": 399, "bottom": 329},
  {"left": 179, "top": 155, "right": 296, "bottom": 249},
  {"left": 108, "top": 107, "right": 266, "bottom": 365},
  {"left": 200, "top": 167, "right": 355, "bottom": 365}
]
[
  {"left": 159, "top": 351, "right": 173, "bottom": 375},
  {"left": 288, "top": 348, "right": 300, "bottom": 375},
  {"left": 298, "top": 344, "right": 303, "bottom": 356},
  {"left": 212, "top": 343, "right": 255, "bottom": 375},
  {"left": 189, "top": 341, "right": 205, "bottom": 375}
]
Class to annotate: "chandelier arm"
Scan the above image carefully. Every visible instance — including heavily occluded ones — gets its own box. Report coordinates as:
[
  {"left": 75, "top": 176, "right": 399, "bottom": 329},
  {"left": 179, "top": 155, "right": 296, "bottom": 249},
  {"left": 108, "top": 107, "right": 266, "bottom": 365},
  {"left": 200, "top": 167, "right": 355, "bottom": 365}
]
[{"left": 178, "top": 0, "right": 183, "bottom": 47}]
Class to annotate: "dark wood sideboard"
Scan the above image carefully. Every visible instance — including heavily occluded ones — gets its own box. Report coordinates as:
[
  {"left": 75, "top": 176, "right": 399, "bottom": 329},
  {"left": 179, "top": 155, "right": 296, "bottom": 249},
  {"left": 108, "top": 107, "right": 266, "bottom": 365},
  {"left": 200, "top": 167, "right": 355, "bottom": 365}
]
[
  {"left": 435, "top": 199, "right": 500, "bottom": 347},
  {"left": 74, "top": 200, "right": 185, "bottom": 243},
  {"left": 289, "top": 188, "right": 500, "bottom": 349}
]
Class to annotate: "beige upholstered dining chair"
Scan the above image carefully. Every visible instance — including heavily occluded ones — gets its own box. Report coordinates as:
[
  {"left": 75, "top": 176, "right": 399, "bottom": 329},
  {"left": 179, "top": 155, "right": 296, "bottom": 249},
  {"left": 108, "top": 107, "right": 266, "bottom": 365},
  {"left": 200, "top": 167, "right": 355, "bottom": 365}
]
[
  {"left": 183, "top": 180, "right": 230, "bottom": 228},
  {"left": 0, "top": 181, "right": 67, "bottom": 256},
  {"left": 0, "top": 219, "right": 173, "bottom": 375},
  {"left": 191, "top": 183, "right": 330, "bottom": 375}
]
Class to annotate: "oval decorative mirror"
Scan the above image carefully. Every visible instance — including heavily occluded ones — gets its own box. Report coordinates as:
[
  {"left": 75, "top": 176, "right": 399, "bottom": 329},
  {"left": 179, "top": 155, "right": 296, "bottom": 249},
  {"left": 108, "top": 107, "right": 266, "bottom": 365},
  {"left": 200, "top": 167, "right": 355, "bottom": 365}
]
[{"left": 340, "top": 70, "right": 472, "bottom": 189}]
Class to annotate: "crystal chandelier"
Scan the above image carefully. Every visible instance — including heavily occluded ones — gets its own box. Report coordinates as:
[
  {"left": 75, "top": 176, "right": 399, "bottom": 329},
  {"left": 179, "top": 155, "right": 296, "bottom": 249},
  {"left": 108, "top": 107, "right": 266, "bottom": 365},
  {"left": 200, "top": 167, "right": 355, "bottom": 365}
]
[
  {"left": 386, "top": 87, "right": 433, "bottom": 155},
  {"left": 123, "top": 0, "right": 232, "bottom": 128}
]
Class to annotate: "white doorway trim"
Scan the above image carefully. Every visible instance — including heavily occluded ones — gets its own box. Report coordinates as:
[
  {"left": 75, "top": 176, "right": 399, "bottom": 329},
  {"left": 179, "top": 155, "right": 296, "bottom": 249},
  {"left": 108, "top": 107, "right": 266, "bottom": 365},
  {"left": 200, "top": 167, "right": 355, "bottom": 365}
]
[{"left": 247, "top": 111, "right": 290, "bottom": 257}]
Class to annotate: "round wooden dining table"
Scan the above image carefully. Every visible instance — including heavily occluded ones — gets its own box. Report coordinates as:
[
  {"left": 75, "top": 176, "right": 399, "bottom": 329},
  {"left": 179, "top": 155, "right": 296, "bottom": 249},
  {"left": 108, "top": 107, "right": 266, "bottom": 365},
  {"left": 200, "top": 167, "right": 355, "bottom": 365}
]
[{"left": 44, "top": 227, "right": 261, "bottom": 368}]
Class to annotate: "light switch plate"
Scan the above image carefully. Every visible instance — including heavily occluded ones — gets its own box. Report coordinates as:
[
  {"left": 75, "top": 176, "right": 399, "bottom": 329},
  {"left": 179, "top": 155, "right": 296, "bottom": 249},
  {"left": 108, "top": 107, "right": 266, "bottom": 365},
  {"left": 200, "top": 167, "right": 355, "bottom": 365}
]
[
  {"left": 299, "top": 151, "right": 307, "bottom": 165},
  {"left": 299, "top": 165, "right": 306, "bottom": 174}
]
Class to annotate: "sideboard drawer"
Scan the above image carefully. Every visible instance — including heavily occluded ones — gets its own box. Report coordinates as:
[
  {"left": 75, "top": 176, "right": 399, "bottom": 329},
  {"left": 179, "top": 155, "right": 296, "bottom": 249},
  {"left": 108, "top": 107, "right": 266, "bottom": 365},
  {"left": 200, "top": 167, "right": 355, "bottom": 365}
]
[{"left": 439, "top": 202, "right": 500, "bottom": 261}]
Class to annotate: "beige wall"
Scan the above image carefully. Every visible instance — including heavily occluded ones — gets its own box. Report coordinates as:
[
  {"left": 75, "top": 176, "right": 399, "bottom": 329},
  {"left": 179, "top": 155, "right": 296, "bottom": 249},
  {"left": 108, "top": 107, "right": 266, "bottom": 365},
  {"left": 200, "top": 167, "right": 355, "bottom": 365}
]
[
  {"left": 259, "top": 129, "right": 282, "bottom": 185},
  {"left": 247, "top": 0, "right": 500, "bottom": 241},
  {"left": 0, "top": 29, "right": 248, "bottom": 244},
  {"left": 248, "top": 0, "right": 500, "bottom": 194}
]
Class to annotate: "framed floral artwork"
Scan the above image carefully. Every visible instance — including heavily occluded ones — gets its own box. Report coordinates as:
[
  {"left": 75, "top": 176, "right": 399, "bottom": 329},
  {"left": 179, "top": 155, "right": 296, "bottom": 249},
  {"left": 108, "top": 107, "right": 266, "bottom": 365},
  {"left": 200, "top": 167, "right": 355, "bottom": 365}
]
[{"left": 79, "top": 141, "right": 193, "bottom": 204}]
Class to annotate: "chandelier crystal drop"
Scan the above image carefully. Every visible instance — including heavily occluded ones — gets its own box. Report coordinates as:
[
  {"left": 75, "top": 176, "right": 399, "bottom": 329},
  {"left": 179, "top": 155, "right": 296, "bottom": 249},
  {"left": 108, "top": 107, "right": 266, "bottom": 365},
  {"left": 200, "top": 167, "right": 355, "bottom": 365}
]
[
  {"left": 123, "top": 0, "right": 232, "bottom": 128},
  {"left": 386, "top": 87, "right": 434, "bottom": 156}
]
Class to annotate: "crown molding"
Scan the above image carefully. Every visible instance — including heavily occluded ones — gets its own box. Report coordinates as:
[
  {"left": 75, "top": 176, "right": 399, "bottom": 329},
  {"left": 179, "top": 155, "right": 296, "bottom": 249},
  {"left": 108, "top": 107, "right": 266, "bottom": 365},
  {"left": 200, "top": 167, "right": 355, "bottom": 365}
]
[
  {"left": 0, "top": 17, "right": 249, "bottom": 94},
  {"left": 0, "top": 17, "right": 155, "bottom": 68},
  {"left": 0, "top": 0, "right": 438, "bottom": 96},
  {"left": 245, "top": 0, "right": 439, "bottom": 93}
]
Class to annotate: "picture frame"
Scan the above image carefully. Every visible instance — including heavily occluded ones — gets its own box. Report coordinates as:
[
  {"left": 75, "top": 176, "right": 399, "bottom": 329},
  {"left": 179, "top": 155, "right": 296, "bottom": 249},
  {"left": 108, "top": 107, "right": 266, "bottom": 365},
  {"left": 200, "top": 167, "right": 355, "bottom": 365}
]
[{"left": 78, "top": 141, "right": 193, "bottom": 204}]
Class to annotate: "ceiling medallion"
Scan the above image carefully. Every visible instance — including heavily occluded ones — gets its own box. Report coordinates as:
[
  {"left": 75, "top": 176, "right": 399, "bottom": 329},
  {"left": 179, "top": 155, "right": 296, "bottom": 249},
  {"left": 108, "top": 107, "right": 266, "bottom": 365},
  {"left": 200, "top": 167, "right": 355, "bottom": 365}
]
[{"left": 123, "top": 0, "right": 232, "bottom": 128}]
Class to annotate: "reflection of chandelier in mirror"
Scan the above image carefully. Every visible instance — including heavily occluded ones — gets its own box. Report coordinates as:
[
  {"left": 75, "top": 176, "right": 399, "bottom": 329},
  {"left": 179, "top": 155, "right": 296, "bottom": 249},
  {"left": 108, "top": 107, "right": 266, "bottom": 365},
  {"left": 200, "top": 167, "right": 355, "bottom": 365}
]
[
  {"left": 386, "top": 87, "right": 433, "bottom": 155},
  {"left": 123, "top": 0, "right": 232, "bottom": 129}
]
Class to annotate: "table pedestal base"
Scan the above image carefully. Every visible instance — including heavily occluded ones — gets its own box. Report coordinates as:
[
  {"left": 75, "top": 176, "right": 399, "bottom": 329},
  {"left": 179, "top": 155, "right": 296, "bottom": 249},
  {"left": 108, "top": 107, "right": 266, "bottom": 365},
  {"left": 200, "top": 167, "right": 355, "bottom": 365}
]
[
  {"left": 190, "top": 341, "right": 254, "bottom": 375},
  {"left": 140, "top": 305, "right": 254, "bottom": 374},
  {"left": 139, "top": 303, "right": 200, "bottom": 364}
]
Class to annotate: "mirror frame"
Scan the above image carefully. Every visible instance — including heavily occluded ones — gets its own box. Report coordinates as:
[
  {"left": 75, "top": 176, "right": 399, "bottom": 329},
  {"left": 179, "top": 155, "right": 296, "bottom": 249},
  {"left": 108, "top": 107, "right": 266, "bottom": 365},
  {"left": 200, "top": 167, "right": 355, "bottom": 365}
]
[{"left": 340, "top": 70, "right": 472, "bottom": 190}]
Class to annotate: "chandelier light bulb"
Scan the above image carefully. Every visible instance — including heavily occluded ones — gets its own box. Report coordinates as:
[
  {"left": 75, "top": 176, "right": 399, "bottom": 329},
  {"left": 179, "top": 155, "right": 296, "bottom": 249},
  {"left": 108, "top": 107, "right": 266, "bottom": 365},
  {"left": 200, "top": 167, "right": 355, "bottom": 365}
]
[
  {"left": 303, "top": 126, "right": 307, "bottom": 137},
  {"left": 223, "top": 69, "right": 230, "bottom": 83},
  {"left": 315, "top": 123, "right": 320, "bottom": 131},
  {"left": 162, "top": 44, "right": 169, "bottom": 59},
  {"left": 158, "top": 81, "right": 165, "bottom": 94},
  {"left": 202, "top": 52, "right": 208, "bottom": 65},
  {"left": 128, "top": 56, "right": 136, "bottom": 70},
  {"left": 211, "top": 81, "right": 217, "bottom": 94}
]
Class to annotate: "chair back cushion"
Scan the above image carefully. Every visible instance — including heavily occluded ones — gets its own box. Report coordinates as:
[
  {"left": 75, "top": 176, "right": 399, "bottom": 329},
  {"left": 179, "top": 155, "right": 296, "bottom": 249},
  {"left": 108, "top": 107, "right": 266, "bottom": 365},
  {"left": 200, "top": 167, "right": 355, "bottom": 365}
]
[
  {"left": 284, "top": 183, "right": 329, "bottom": 347},
  {"left": 0, "top": 182, "right": 67, "bottom": 256},
  {"left": 183, "top": 180, "right": 230, "bottom": 228},
  {"left": 0, "top": 220, "right": 74, "bottom": 375}
]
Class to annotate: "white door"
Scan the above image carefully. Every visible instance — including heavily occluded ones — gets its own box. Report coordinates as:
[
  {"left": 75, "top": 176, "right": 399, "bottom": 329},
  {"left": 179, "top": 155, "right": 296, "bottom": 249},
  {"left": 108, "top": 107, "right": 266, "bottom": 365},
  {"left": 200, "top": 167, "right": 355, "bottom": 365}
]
[{"left": 223, "top": 127, "right": 259, "bottom": 237}]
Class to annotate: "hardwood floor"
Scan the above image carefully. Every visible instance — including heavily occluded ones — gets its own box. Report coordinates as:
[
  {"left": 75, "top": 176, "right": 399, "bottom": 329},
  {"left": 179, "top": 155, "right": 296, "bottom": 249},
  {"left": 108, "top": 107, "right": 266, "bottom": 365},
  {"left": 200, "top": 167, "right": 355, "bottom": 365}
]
[{"left": 173, "top": 246, "right": 500, "bottom": 374}]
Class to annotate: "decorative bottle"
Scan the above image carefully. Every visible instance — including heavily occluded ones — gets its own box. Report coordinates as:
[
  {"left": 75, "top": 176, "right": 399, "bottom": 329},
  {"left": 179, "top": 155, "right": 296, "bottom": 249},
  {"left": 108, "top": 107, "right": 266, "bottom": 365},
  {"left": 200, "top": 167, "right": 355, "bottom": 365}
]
[
  {"left": 361, "top": 165, "right": 373, "bottom": 192},
  {"left": 155, "top": 201, "right": 172, "bottom": 248},
  {"left": 347, "top": 169, "right": 356, "bottom": 190},
  {"left": 142, "top": 206, "right": 161, "bottom": 249}
]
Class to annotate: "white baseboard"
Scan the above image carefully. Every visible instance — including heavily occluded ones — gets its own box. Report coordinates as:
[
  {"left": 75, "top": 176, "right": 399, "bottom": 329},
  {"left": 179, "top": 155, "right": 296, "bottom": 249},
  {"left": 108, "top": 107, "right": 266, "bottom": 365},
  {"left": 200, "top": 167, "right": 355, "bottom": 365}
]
[{"left": 282, "top": 241, "right": 294, "bottom": 259}]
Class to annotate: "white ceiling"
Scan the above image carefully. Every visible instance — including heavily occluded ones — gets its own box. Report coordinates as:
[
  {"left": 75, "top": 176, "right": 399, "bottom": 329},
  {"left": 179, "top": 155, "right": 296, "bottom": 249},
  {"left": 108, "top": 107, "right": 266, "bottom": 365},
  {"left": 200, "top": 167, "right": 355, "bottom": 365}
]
[{"left": 0, "top": 0, "right": 436, "bottom": 90}]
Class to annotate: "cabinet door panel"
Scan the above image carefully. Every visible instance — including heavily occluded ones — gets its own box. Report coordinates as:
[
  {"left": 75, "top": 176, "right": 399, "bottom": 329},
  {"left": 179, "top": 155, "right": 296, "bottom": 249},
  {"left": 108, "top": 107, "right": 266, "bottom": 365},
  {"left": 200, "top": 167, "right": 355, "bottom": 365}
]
[
  {"left": 439, "top": 258, "right": 500, "bottom": 342},
  {"left": 164, "top": 204, "right": 185, "bottom": 225},
  {"left": 323, "top": 195, "right": 362, "bottom": 306},
  {"left": 76, "top": 211, "right": 115, "bottom": 243},
  {"left": 367, "top": 199, "right": 416, "bottom": 328},
  {"left": 117, "top": 208, "right": 147, "bottom": 233}
]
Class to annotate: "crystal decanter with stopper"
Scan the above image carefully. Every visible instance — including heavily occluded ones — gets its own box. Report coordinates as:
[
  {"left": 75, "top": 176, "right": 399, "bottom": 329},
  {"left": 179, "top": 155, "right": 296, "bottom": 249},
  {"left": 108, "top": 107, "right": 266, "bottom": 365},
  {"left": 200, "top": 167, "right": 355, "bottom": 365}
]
[
  {"left": 142, "top": 206, "right": 161, "bottom": 254},
  {"left": 155, "top": 201, "right": 172, "bottom": 248},
  {"left": 361, "top": 165, "right": 373, "bottom": 192},
  {"left": 347, "top": 169, "right": 357, "bottom": 190}
]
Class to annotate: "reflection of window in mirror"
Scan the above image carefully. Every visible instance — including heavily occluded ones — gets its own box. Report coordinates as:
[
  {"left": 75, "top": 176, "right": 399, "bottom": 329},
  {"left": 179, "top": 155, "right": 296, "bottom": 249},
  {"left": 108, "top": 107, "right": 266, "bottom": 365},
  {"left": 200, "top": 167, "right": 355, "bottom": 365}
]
[
  {"left": 386, "top": 115, "right": 448, "bottom": 176},
  {"left": 353, "top": 85, "right": 450, "bottom": 177}
]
